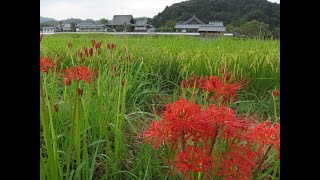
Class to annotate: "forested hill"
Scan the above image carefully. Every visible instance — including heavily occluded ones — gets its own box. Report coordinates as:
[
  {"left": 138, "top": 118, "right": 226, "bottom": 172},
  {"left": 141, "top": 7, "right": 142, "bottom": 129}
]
[{"left": 151, "top": 0, "right": 279, "bottom": 30}]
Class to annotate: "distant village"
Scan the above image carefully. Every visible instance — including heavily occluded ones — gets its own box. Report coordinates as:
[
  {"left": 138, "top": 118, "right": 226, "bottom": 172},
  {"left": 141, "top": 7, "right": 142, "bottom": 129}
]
[{"left": 42, "top": 15, "right": 231, "bottom": 37}]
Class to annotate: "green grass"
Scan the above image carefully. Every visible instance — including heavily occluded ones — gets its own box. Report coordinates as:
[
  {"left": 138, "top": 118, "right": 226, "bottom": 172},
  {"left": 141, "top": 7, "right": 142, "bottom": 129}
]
[{"left": 40, "top": 34, "right": 280, "bottom": 179}]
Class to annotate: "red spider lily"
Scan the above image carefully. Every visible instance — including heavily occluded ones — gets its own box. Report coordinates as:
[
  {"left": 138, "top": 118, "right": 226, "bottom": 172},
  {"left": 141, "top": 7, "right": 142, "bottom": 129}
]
[
  {"left": 95, "top": 41, "right": 102, "bottom": 49},
  {"left": 175, "top": 146, "right": 214, "bottom": 180},
  {"left": 181, "top": 78, "right": 188, "bottom": 89},
  {"left": 77, "top": 88, "right": 84, "bottom": 96},
  {"left": 107, "top": 43, "right": 116, "bottom": 50},
  {"left": 64, "top": 66, "right": 94, "bottom": 86},
  {"left": 219, "top": 142, "right": 256, "bottom": 180},
  {"left": 143, "top": 121, "right": 168, "bottom": 149},
  {"left": 54, "top": 103, "right": 59, "bottom": 112},
  {"left": 144, "top": 98, "right": 202, "bottom": 149},
  {"left": 126, "top": 54, "right": 132, "bottom": 62},
  {"left": 189, "top": 72, "right": 195, "bottom": 87},
  {"left": 111, "top": 65, "right": 116, "bottom": 73},
  {"left": 182, "top": 73, "right": 205, "bottom": 89},
  {"left": 83, "top": 46, "right": 89, "bottom": 57},
  {"left": 200, "top": 105, "right": 248, "bottom": 139},
  {"left": 202, "top": 75, "right": 240, "bottom": 104},
  {"left": 202, "top": 75, "right": 220, "bottom": 92},
  {"left": 272, "top": 90, "right": 280, "bottom": 97},
  {"left": 89, "top": 48, "right": 93, "bottom": 56},
  {"left": 163, "top": 99, "right": 202, "bottom": 145},
  {"left": 91, "top": 39, "right": 96, "bottom": 47},
  {"left": 68, "top": 42, "right": 73, "bottom": 49},
  {"left": 76, "top": 50, "right": 83, "bottom": 59},
  {"left": 40, "top": 56, "right": 55, "bottom": 74},
  {"left": 245, "top": 121, "right": 280, "bottom": 157}
]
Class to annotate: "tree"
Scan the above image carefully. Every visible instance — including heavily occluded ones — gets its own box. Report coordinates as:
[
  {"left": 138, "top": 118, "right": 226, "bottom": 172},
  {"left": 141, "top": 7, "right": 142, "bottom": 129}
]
[
  {"left": 70, "top": 22, "right": 77, "bottom": 32},
  {"left": 164, "top": 20, "right": 176, "bottom": 29},
  {"left": 239, "top": 20, "right": 271, "bottom": 39},
  {"left": 100, "top": 18, "right": 108, "bottom": 24}
]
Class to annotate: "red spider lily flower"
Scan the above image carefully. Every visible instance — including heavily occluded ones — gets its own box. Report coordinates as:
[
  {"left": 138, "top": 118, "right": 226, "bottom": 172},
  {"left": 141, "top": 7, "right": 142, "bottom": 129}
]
[
  {"left": 89, "top": 48, "right": 93, "bottom": 56},
  {"left": 91, "top": 39, "right": 96, "bottom": 47},
  {"left": 175, "top": 146, "right": 214, "bottom": 180},
  {"left": 83, "top": 46, "right": 89, "bottom": 57},
  {"left": 198, "top": 104, "right": 248, "bottom": 149},
  {"left": 77, "top": 88, "right": 84, "bottom": 96},
  {"left": 40, "top": 56, "right": 55, "bottom": 74},
  {"left": 181, "top": 78, "right": 188, "bottom": 89},
  {"left": 68, "top": 42, "right": 73, "bottom": 49},
  {"left": 54, "top": 103, "right": 59, "bottom": 112},
  {"left": 163, "top": 99, "right": 202, "bottom": 144},
  {"left": 245, "top": 121, "right": 280, "bottom": 157},
  {"left": 274, "top": 122, "right": 280, "bottom": 159},
  {"left": 95, "top": 41, "right": 102, "bottom": 49},
  {"left": 76, "top": 50, "right": 83, "bottom": 59},
  {"left": 202, "top": 75, "right": 240, "bottom": 104},
  {"left": 189, "top": 72, "right": 195, "bottom": 87},
  {"left": 143, "top": 121, "right": 168, "bottom": 149},
  {"left": 40, "top": 34, "right": 43, "bottom": 43},
  {"left": 272, "top": 90, "right": 280, "bottom": 97},
  {"left": 202, "top": 75, "right": 220, "bottom": 92},
  {"left": 213, "top": 83, "right": 240, "bottom": 103},
  {"left": 144, "top": 98, "right": 202, "bottom": 149},
  {"left": 219, "top": 142, "right": 256, "bottom": 180},
  {"left": 107, "top": 43, "right": 116, "bottom": 50},
  {"left": 126, "top": 54, "right": 132, "bottom": 62},
  {"left": 111, "top": 65, "right": 116, "bottom": 73},
  {"left": 64, "top": 66, "right": 94, "bottom": 86}
]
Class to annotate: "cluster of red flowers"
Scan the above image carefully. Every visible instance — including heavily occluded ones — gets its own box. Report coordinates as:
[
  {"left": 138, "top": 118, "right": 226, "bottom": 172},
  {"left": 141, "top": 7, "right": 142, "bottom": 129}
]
[
  {"left": 64, "top": 66, "right": 94, "bottom": 86},
  {"left": 107, "top": 43, "right": 116, "bottom": 50},
  {"left": 203, "top": 75, "right": 240, "bottom": 103},
  {"left": 219, "top": 142, "right": 257, "bottom": 180},
  {"left": 92, "top": 39, "right": 102, "bottom": 54},
  {"left": 181, "top": 71, "right": 240, "bottom": 105},
  {"left": 40, "top": 56, "right": 55, "bottom": 74},
  {"left": 144, "top": 70, "right": 280, "bottom": 179},
  {"left": 175, "top": 146, "right": 214, "bottom": 180},
  {"left": 83, "top": 46, "right": 94, "bottom": 57},
  {"left": 245, "top": 120, "right": 280, "bottom": 159}
]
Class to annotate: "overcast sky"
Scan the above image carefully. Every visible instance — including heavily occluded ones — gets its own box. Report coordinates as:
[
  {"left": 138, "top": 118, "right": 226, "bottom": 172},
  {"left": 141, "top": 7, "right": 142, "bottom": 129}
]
[{"left": 40, "top": 0, "right": 280, "bottom": 21}]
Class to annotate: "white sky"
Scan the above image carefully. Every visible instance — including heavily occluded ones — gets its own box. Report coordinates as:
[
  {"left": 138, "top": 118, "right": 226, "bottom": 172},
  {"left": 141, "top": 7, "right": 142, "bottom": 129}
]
[{"left": 40, "top": 0, "right": 280, "bottom": 21}]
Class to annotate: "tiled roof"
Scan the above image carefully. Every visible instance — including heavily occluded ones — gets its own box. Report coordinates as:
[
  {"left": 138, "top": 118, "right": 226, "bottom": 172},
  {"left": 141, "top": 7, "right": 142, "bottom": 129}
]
[{"left": 109, "top": 15, "right": 133, "bottom": 25}]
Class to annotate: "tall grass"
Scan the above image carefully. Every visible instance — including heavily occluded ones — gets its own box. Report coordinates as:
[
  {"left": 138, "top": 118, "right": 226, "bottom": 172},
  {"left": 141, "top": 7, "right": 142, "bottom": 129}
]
[{"left": 40, "top": 34, "right": 280, "bottom": 179}]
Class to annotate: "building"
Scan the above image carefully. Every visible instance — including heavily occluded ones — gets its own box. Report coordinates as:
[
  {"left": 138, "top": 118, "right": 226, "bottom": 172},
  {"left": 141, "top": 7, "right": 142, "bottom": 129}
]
[
  {"left": 174, "top": 15, "right": 205, "bottom": 32},
  {"left": 61, "top": 24, "right": 72, "bottom": 31},
  {"left": 76, "top": 23, "right": 109, "bottom": 32},
  {"left": 42, "top": 27, "right": 59, "bottom": 33},
  {"left": 108, "top": 15, "right": 134, "bottom": 32},
  {"left": 199, "top": 21, "right": 226, "bottom": 38},
  {"left": 133, "top": 18, "right": 154, "bottom": 32}
]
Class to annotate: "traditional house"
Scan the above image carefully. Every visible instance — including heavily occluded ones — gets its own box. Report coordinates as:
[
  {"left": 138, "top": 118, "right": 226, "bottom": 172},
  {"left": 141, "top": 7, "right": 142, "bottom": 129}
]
[
  {"left": 61, "top": 24, "right": 72, "bottom": 31},
  {"left": 198, "top": 21, "right": 226, "bottom": 38},
  {"left": 108, "top": 15, "right": 134, "bottom": 32},
  {"left": 76, "top": 23, "right": 109, "bottom": 32},
  {"left": 174, "top": 15, "right": 205, "bottom": 32},
  {"left": 42, "top": 27, "right": 59, "bottom": 33},
  {"left": 133, "top": 18, "right": 154, "bottom": 32}
]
